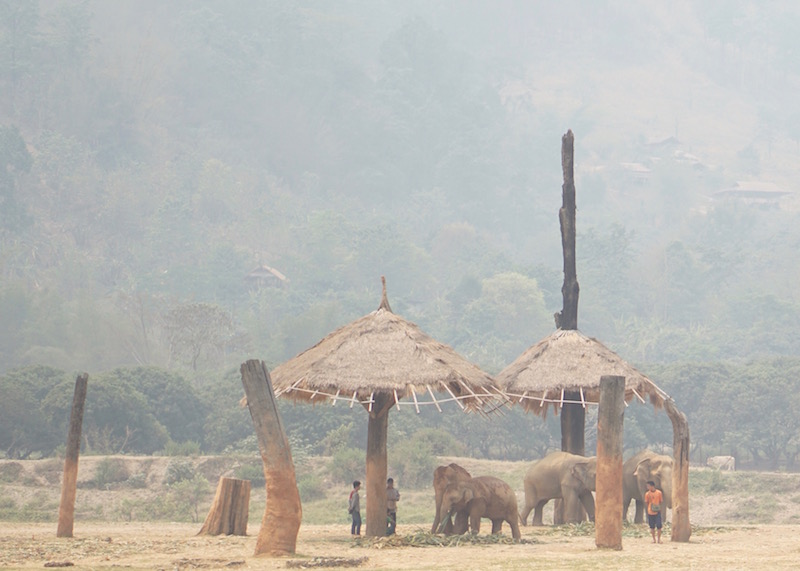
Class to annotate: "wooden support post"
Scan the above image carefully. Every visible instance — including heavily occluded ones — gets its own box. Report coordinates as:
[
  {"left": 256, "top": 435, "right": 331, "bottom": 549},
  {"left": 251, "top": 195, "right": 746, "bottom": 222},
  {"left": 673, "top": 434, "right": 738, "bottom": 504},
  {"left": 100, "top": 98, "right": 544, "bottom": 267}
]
[
  {"left": 595, "top": 375, "right": 625, "bottom": 550},
  {"left": 553, "top": 129, "right": 585, "bottom": 525},
  {"left": 365, "top": 393, "right": 392, "bottom": 537},
  {"left": 57, "top": 373, "right": 88, "bottom": 538},
  {"left": 665, "top": 398, "right": 691, "bottom": 542},
  {"left": 241, "top": 360, "right": 302, "bottom": 556},
  {"left": 198, "top": 477, "right": 251, "bottom": 536}
]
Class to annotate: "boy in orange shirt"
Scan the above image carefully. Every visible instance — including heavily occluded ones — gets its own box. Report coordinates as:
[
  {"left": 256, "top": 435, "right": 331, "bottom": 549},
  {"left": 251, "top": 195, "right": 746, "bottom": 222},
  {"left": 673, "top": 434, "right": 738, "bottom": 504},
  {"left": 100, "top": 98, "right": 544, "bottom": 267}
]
[{"left": 645, "top": 480, "right": 663, "bottom": 543}]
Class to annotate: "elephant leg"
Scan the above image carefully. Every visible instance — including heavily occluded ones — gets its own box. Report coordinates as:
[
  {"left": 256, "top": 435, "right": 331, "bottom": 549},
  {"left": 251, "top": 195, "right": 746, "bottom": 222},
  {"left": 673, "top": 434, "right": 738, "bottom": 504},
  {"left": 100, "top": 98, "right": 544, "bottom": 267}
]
[
  {"left": 579, "top": 491, "right": 595, "bottom": 522},
  {"left": 532, "top": 500, "right": 547, "bottom": 526},
  {"left": 453, "top": 511, "right": 469, "bottom": 534},
  {"left": 520, "top": 498, "right": 534, "bottom": 526},
  {"left": 508, "top": 515, "right": 521, "bottom": 540},
  {"left": 622, "top": 497, "right": 630, "bottom": 522},
  {"left": 634, "top": 499, "right": 644, "bottom": 524},
  {"left": 470, "top": 512, "right": 481, "bottom": 535}
]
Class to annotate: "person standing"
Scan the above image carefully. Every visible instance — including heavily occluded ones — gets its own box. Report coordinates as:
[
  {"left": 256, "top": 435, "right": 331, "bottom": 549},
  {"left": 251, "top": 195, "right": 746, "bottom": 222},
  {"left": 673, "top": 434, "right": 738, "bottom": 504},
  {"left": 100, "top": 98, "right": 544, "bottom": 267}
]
[
  {"left": 386, "top": 477, "right": 400, "bottom": 535},
  {"left": 349, "top": 480, "right": 362, "bottom": 536},
  {"left": 645, "top": 480, "right": 663, "bottom": 544}
]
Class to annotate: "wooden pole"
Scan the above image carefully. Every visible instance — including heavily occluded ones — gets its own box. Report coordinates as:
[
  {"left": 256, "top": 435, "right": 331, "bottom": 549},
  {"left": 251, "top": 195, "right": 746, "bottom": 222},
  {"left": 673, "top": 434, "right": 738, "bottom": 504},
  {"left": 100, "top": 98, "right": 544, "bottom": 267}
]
[
  {"left": 664, "top": 398, "right": 691, "bottom": 542},
  {"left": 57, "top": 373, "right": 88, "bottom": 538},
  {"left": 198, "top": 477, "right": 251, "bottom": 536},
  {"left": 555, "top": 129, "right": 585, "bottom": 524},
  {"left": 556, "top": 129, "right": 579, "bottom": 332},
  {"left": 240, "top": 360, "right": 302, "bottom": 556},
  {"left": 595, "top": 375, "right": 625, "bottom": 550},
  {"left": 365, "top": 393, "right": 393, "bottom": 537}
]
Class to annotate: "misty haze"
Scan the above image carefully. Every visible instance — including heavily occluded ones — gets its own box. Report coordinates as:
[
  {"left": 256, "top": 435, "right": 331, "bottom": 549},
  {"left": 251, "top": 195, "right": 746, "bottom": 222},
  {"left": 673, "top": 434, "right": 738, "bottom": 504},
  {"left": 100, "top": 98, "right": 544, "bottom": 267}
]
[{"left": 2, "top": 2, "right": 800, "bottom": 567}]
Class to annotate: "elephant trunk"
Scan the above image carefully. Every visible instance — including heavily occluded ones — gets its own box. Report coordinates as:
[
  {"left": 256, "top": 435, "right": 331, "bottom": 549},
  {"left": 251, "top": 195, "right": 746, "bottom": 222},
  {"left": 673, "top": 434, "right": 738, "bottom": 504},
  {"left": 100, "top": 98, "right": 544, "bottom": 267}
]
[{"left": 437, "top": 512, "right": 453, "bottom": 534}]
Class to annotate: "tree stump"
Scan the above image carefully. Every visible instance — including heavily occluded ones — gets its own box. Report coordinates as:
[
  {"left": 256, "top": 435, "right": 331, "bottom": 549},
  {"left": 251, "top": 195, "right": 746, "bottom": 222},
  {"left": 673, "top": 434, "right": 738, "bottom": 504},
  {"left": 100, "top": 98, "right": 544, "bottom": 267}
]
[
  {"left": 595, "top": 375, "right": 625, "bottom": 550},
  {"left": 198, "top": 477, "right": 251, "bottom": 536}
]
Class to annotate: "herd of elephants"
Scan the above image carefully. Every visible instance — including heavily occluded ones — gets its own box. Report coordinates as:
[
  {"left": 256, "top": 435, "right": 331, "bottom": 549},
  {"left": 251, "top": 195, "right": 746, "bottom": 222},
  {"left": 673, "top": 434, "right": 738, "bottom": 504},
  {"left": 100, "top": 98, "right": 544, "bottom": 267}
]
[{"left": 430, "top": 449, "right": 672, "bottom": 540}]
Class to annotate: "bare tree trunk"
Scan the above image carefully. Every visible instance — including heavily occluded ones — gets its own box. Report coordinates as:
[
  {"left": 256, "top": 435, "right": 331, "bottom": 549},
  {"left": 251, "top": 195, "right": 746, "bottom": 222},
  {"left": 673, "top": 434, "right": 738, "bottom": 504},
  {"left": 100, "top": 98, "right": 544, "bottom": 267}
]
[
  {"left": 595, "top": 376, "right": 625, "bottom": 550},
  {"left": 198, "top": 477, "right": 251, "bottom": 536},
  {"left": 57, "top": 373, "right": 88, "bottom": 538},
  {"left": 240, "top": 360, "right": 302, "bottom": 556},
  {"left": 665, "top": 398, "right": 691, "bottom": 542},
  {"left": 365, "top": 394, "right": 393, "bottom": 537},
  {"left": 556, "top": 129, "right": 579, "bottom": 332},
  {"left": 554, "top": 129, "right": 585, "bottom": 525}
]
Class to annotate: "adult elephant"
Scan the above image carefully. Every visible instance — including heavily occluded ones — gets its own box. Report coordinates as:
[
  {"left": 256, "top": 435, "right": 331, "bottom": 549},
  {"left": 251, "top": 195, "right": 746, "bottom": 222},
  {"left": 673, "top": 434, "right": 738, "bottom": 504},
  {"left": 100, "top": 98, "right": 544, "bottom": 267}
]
[
  {"left": 431, "top": 463, "right": 472, "bottom": 534},
  {"left": 520, "top": 451, "right": 597, "bottom": 526},
  {"left": 623, "top": 449, "right": 673, "bottom": 523},
  {"left": 437, "top": 475, "right": 521, "bottom": 540}
]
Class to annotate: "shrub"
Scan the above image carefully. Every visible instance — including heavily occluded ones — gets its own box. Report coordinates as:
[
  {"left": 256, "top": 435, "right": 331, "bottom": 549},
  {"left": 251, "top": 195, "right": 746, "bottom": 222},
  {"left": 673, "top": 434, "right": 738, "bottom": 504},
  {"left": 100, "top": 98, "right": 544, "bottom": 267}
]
[
  {"left": 0, "top": 462, "right": 23, "bottom": 483},
  {"left": 165, "top": 459, "right": 195, "bottom": 485},
  {"left": 234, "top": 463, "right": 265, "bottom": 487},
  {"left": 126, "top": 472, "right": 148, "bottom": 489},
  {"left": 93, "top": 458, "right": 130, "bottom": 489},
  {"left": 328, "top": 447, "right": 364, "bottom": 485},
  {"left": 161, "top": 440, "right": 201, "bottom": 457},
  {"left": 390, "top": 439, "right": 436, "bottom": 489},
  {"left": 297, "top": 474, "right": 327, "bottom": 502}
]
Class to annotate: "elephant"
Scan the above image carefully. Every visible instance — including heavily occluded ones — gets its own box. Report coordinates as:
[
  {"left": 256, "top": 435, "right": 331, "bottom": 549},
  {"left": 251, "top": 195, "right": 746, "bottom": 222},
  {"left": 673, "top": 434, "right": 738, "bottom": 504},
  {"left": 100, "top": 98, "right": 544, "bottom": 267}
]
[
  {"left": 431, "top": 463, "right": 472, "bottom": 534},
  {"left": 706, "top": 455, "right": 735, "bottom": 471},
  {"left": 437, "top": 475, "right": 521, "bottom": 540},
  {"left": 622, "top": 449, "right": 673, "bottom": 523},
  {"left": 520, "top": 451, "right": 597, "bottom": 526}
]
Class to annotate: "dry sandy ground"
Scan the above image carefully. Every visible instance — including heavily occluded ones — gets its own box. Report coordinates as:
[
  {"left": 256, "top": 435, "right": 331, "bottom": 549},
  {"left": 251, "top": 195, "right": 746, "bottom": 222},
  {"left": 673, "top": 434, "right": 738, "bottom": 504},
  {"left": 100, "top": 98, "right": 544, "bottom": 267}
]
[{"left": 1, "top": 522, "right": 799, "bottom": 571}]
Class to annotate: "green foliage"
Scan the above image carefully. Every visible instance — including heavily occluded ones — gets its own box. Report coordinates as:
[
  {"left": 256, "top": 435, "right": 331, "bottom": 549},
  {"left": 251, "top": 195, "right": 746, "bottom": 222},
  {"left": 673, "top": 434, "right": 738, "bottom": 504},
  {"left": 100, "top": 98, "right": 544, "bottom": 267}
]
[
  {"left": 233, "top": 463, "right": 265, "bottom": 487},
  {"left": 390, "top": 437, "right": 437, "bottom": 489},
  {"left": 161, "top": 440, "right": 202, "bottom": 457},
  {"left": 328, "top": 447, "right": 364, "bottom": 486},
  {"left": 297, "top": 474, "right": 327, "bottom": 503},
  {"left": 164, "top": 459, "right": 195, "bottom": 485},
  {"left": 92, "top": 457, "right": 130, "bottom": 489}
]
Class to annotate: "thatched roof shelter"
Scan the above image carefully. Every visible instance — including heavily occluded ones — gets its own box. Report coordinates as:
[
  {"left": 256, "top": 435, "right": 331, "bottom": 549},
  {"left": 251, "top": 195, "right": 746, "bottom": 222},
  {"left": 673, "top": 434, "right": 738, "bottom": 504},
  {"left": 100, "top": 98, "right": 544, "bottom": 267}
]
[
  {"left": 497, "top": 328, "right": 670, "bottom": 416},
  {"left": 269, "top": 277, "right": 504, "bottom": 537},
  {"left": 271, "top": 279, "right": 503, "bottom": 413}
]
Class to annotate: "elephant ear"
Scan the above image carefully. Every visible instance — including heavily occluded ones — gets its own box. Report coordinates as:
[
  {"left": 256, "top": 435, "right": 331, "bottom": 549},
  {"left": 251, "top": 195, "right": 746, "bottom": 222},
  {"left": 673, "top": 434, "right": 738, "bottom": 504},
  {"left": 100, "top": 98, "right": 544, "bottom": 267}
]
[
  {"left": 571, "top": 461, "right": 594, "bottom": 486},
  {"left": 461, "top": 486, "right": 474, "bottom": 504},
  {"left": 634, "top": 458, "right": 651, "bottom": 477}
]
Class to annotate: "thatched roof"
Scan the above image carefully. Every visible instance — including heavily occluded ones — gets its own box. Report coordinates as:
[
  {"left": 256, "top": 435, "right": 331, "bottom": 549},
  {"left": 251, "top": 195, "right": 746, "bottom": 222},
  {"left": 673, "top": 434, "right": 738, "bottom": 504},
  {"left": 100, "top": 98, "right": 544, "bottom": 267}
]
[
  {"left": 496, "top": 328, "right": 669, "bottom": 416},
  {"left": 270, "top": 278, "right": 503, "bottom": 413}
]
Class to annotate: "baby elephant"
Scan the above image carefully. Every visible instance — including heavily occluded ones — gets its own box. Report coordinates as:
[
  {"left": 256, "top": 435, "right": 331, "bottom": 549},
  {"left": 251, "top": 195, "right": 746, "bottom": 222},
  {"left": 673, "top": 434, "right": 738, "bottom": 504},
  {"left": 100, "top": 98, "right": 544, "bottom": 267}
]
[{"left": 437, "top": 475, "right": 521, "bottom": 540}]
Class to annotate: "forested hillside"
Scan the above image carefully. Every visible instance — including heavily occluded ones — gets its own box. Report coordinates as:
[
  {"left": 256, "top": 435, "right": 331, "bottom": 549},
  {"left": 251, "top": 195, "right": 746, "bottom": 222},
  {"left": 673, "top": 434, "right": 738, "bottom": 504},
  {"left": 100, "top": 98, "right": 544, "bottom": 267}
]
[{"left": 1, "top": 1, "right": 800, "bottom": 467}]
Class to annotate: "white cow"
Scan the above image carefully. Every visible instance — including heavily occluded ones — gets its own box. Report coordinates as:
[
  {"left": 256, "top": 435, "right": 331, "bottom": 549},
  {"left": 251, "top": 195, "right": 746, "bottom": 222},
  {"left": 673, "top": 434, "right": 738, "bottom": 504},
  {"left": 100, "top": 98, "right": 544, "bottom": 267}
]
[{"left": 706, "top": 456, "right": 735, "bottom": 471}]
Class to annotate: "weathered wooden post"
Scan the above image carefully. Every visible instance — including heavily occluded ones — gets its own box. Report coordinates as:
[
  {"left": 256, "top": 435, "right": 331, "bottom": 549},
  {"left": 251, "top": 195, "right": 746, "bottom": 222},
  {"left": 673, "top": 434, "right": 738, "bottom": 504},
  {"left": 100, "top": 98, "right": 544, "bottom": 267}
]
[
  {"left": 365, "top": 394, "right": 392, "bottom": 537},
  {"left": 595, "top": 375, "right": 625, "bottom": 550},
  {"left": 555, "top": 129, "right": 585, "bottom": 525},
  {"left": 57, "top": 373, "right": 89, "bottom": 538},
  {"left": 665, "top": 398, "right": 691, "bottom": 542},
  {"left": 198, "top": 477, "right": 251, "bottom": 536},
  {"left": 241, "top": 360, "right": 302, "bottom": 556}
]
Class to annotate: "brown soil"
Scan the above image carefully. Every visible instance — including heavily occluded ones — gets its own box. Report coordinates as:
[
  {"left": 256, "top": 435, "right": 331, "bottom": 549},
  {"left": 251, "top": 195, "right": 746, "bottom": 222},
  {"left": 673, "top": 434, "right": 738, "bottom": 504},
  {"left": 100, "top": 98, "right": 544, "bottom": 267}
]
[{"left": 1, "top": 522, "right": 799, "bottom": 570}]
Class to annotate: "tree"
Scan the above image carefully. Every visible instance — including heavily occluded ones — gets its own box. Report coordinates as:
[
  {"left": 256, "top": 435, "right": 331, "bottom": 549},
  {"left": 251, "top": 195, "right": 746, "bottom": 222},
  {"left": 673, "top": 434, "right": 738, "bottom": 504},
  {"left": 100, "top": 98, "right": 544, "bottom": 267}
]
[
  {"left": 162, "top": 302, "right": 239, "bottom": 371},
  {"left": 0, "top": 124, "right": 32, "bottom": 232}
]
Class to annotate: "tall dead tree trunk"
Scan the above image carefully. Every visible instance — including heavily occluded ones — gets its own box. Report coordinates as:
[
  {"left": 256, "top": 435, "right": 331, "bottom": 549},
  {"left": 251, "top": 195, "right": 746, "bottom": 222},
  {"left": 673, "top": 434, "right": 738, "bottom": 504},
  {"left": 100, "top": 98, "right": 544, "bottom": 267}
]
[
  {"left": 555, "top": 129, "right": 585, "bottom": 524},
  {"left": 665, "top": 398, "right": 691, "bottom": 542},
  {"left": 198, "top": 477, "right": 251, "bottom": 536},
  {"left": 57, "top": 373, "right": 88, "bottom": 538},
  {"left": 364, "top": 393, "right": 393, "bottom": 537},
  {"left": 595, "top": 376, "right": 625, "bottom": 550},
  {"left": 241, "top": 360, "right": 302, "bottom": 556}
]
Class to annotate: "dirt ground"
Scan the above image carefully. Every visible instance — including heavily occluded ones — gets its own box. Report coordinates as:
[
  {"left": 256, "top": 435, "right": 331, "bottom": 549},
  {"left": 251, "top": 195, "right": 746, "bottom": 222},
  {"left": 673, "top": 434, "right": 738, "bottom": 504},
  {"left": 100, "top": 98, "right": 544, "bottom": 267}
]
[{"left": 1, "top": 522, "right": 799, "bottom": 571}]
